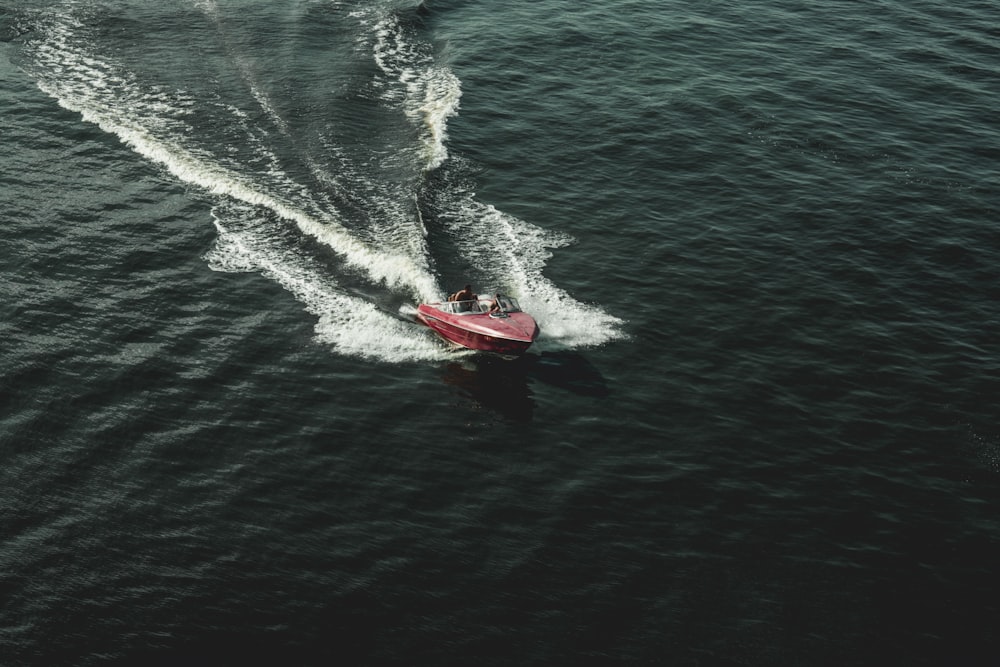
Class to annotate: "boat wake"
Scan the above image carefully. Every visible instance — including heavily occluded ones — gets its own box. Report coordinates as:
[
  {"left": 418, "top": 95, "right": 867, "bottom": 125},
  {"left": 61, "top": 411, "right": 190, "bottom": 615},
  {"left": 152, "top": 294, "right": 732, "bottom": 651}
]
[{"left": 17, "top": 0, "right": 624, "bottom": 362}]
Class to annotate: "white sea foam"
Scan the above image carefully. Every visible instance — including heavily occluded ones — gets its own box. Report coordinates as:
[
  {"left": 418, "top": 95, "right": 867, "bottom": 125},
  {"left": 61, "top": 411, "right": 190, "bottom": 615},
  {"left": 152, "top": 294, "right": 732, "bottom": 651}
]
[
  {"left": 206, "top": 205, "right": 449, "bottom": 362},
  {"left": 352, "top": 9, "right": 623, "bottom": 349},
  {"left": 365, "top": 8, "right": 462, "bottom": 170},
  {"left": 441, "top": 192, "right": 627, "bottom": 350},
  {"left": 26, "top": 8, "right": 439, "bottom": 301},
  {"left": 24, "top": 3, "right": 623, "bottom": 362}
]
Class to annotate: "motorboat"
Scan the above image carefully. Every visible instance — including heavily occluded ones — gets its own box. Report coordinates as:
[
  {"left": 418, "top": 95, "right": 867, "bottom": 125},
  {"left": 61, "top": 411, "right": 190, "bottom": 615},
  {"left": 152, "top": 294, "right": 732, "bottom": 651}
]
[{"left": 416, "top": 293, "right": 540, "bottom": 357}]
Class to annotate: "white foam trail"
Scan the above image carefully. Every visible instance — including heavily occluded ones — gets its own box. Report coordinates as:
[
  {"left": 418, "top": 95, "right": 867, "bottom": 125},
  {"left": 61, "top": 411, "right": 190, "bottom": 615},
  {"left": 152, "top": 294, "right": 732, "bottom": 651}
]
[
  {"left": 308, "top": 132, "right": 430, "bottom": 258},
  {"left": 24, "top": 3, "right": 624, "bottom": 360},
  {"left": 206, "top": 205, "right": 450, "bottom": 362},
  {"left": 193, "top": 0, "right": 438, "bottom": 282},
  {"left": 364, "top": 8, "right": 462, "bottom": 170},
  {"left": 416, "top": 67, "right": 462, "bottom": 170},
  {"left": 352, "top": 7, "right": 623, "bottom": 346},
  {"left": 444, "top": 194, "right": 627, "bottom": 350},
  {"left": 26, "top": 8, "right": 440, "bottom": 302}
]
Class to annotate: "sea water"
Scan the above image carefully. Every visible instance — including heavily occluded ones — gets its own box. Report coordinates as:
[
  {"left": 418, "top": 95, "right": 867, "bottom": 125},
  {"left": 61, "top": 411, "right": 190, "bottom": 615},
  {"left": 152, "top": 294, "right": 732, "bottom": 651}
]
[{"left": 2, "top": 1, "right": 999, "bottom": 664}]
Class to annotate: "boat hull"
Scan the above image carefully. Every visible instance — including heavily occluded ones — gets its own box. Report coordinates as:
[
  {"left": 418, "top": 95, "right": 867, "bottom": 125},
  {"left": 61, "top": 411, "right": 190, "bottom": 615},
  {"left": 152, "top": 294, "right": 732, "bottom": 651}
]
[{"left": 417, "top": 302, "right": 539, "bottom": 356}]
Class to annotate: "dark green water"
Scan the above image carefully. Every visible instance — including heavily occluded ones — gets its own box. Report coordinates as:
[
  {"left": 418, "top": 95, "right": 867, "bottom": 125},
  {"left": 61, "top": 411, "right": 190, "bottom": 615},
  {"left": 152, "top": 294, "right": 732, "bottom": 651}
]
[{"left": 2, "top": 1, "right": 999, "bottom": 664}]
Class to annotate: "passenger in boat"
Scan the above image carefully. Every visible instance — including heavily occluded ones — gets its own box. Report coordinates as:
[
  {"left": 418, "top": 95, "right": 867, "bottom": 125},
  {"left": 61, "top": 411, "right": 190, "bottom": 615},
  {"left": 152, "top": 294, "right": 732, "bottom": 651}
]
[
  {"left": 489, "top": 294, "right": 503, "bottom": 313},
  {"left": 448, "top": 284, "right": 477, "bottom": 311},
  {"left": 448, "top": 284, "right": 475, "bottom": 302}
]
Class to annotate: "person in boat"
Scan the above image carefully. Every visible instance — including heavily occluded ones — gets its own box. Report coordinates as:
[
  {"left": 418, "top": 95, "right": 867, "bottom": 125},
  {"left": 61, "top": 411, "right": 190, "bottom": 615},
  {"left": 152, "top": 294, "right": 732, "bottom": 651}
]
[
  {"left": 488, "top": 294, "right": 503, "bottom": 313},
  {"left": 448, "top": 284, "right": 476, "bottom": 302},
  {"left": 448, "top": 284, "right": 477, "bottom": 311}
]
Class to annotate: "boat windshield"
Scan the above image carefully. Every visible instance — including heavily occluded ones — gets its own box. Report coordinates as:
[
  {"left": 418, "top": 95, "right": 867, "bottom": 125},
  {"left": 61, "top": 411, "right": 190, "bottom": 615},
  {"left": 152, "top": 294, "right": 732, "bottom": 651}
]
[
  {"left": 436, "top": 294, "right": 522, "bottom": 314},
  {"left": 494, "top": 295, "right": 522, "bottom": 312},
  {"left": 438, "top": 299, "right": 489, "bottom": 314}
]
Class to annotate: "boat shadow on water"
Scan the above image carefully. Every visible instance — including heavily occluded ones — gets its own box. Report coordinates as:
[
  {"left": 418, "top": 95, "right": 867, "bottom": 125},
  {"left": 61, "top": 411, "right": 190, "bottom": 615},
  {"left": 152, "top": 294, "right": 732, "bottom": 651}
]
[{"left": 441, "top": 351, "right": 610, "bottom": 422}]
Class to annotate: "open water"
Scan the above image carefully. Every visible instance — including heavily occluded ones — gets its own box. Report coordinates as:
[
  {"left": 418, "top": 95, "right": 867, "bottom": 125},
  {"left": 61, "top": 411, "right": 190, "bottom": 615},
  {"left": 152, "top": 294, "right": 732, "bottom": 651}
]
[{"left": 2, "top": 1, "right": 999, "bottom": 665}]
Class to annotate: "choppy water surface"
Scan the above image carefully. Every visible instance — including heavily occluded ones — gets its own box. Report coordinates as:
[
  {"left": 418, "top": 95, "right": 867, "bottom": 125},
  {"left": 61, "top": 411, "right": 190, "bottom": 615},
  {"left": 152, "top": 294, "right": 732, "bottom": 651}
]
[{"left": 2, "top": 0, "right": 999, "bottom": 664}]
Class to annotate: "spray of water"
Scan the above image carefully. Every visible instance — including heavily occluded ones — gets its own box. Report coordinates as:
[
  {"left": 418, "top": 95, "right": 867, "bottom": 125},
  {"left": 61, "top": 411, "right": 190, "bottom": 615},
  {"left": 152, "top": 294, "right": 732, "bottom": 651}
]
[{"left": 21, "top": 1, "right": 625, "bottom": 361}]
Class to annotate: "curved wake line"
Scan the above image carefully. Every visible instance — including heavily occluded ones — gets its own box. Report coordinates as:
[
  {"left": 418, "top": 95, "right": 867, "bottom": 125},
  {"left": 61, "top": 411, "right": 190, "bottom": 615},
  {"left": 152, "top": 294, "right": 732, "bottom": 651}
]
[
  {"left": 207, "top": 208, "right": 450, "bottom": 362},
  {"left": 364, "top": 7, "right": 462, "bottom": 171},
  {"left": 434, "top": 190, "right": 627, "bottom": 350},
  {"left": 28, "top": 15, "right": 441, "bottom": 303},
  {"left": 61, "top": 92, "right": 437, "bottom": 299},
  {"left": 23, "top": 3, "right": 625, "bottom": 361}
]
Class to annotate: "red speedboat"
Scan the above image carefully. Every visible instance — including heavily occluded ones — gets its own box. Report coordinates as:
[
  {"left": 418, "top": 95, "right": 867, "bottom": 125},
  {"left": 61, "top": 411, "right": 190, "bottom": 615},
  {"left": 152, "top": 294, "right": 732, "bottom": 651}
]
[{"left": 416, "top": 293, "right": 540, "bottom": 357}]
